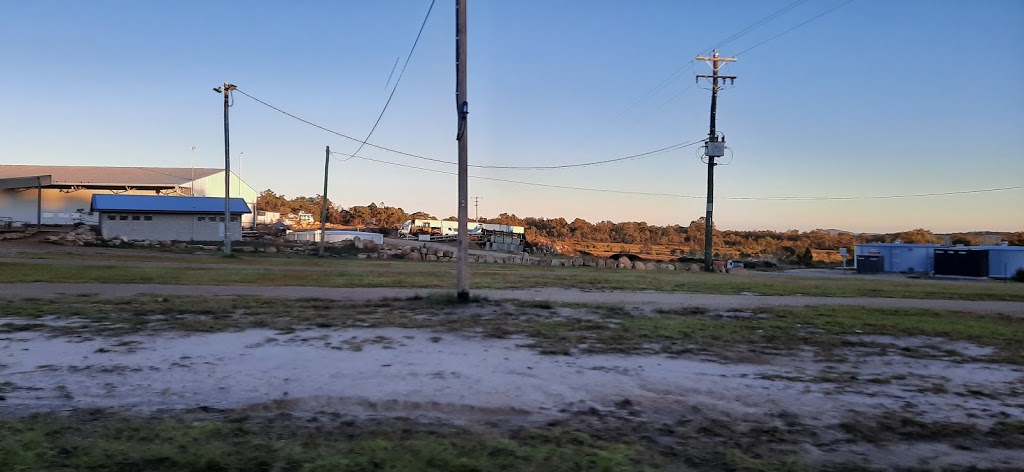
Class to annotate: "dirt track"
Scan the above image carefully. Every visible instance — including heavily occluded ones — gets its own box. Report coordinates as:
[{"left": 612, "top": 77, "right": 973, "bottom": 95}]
[{"left": 0, "top": 282, "right": 1020, "bottom": 315}]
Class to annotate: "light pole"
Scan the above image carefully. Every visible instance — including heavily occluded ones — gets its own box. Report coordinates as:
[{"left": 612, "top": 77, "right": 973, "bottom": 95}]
[{"left": 213, "top": 83, "right": 236, "bottom": 255}]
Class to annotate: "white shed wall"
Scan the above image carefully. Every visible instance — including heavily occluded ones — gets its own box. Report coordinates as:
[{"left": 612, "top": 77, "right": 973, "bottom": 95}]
[
  {"left": 188, "top": 171, "right": 257, "bottom": 226},
  {"left": 98, "top": 213, "right": 242, "bottom": 242}
]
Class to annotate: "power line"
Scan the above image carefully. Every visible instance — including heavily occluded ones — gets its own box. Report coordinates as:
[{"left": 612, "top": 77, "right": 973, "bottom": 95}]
[
  {"left": 349, "top": 0, "right": 436, "bottom": 159},
  {"left": 736, "top": 0, "right": 857, "bottom": 57},
  {"left": 233, "top": 88, "right": 704, "bottom": 170},
  {"left": 610, "top": 0, "right": 809, "bottom": 122},
  {"left": 329, "top": 150, "right": 1022, "bottom": 202}
]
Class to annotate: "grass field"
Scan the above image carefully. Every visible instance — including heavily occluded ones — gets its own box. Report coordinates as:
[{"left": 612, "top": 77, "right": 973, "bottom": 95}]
[{"left": 1, "top": 256, "right": 1022, "bottom": 301}]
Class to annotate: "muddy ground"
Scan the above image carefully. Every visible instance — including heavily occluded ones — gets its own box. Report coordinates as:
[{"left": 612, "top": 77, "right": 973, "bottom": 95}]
[{"left": 2, "top": 296, "right": 1023, "bottom": 470}]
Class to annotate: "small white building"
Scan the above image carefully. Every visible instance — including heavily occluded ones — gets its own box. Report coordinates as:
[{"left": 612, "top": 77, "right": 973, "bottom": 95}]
[
  {"left": 854, "top": 243, "right": 942, "bottom": 273},
  {"left": 91, "top": 194, "right": 251, "bottom": 242}
]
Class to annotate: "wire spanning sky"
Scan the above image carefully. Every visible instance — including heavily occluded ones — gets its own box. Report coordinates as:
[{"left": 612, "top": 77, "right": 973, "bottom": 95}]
[{"left": 1, "top": 1, "right": 1021, "bottom": 233}]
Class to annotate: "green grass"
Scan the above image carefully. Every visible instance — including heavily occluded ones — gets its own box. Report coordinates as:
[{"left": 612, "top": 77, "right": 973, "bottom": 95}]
[
  {"left": 0, "top": 410, "right": 658, "bottom": 472},
  {"left": 1, "top": 259, "right": 1023, "bottom": 301},
  {"left": 2, "top": 295, "right": 1021, "bottom": 363}
]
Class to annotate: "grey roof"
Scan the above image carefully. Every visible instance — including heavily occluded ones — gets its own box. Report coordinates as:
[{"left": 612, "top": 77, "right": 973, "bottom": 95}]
[
  {"left": 91, "top": 195, "right": 251, "bottom": 214},
  {"left": 0, "top": 165, "right": 222, "bottom": 187}
]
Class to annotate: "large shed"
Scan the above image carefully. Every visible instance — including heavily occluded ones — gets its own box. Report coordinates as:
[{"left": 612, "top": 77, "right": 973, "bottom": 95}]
[
  {"left": 854, "top": 243, "right": 942, "bottom": 273},
  {"left": 0, "top": 165, "right": 256, "bottom": 227},
  {"left": 91, "top": 194, "right": 251, "bottom": 242},
  {"left": 856, "top": 243, "right": 1024, "bottom": 279}
]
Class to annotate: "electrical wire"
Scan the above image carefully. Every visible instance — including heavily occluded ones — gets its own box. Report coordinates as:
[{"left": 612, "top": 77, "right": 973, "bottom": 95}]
[
  {"left": 330, "top": 150, "right": 1022, "bottom": 202},
  {"left": 349, "top": 0, "right": 436, "bottom": 160},
  {"left": 610, "top": 0, "right": 809, "bottom": 122},
  {"left": 233, "top": 88, "right": 705, "bottom": 170},
  {"left": 735, "top": 0, "right": 857, "bottom": 57}
]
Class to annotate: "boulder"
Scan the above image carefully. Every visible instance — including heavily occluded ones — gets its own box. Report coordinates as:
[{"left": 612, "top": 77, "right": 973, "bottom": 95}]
[
  {"left": 661, "top": 264, "right": 676, "bottom": 270},
  {"left": 363, "top": 240, "right": 377, "bottom": 251},
  {"left": 353, "top": 236, "right": 363, "bottom": 249},
  {"left": 425, "top": 254, "right": 438, "bottom": 262},
  {"left": 645, "top": 262, "right": 658, "bottom": 270},
  {"left": 633, "top": 261, "right": 646, "bottom": 270},
  {"left": 377, "top": 252, "right": 390, "bottom": 260},
  {"left": 727, "top": 267, "right": 747, "bottom": 274},
  {"left": 264, "top": 246, "right": 278, "bottom": 254},
  {"left": 617, "top": 256, "right": 631, "bottom": 266}
]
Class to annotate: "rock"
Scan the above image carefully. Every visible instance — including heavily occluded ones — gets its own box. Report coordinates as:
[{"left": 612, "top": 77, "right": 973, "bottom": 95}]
[
  {"left": 174, "top": 243, "right": 188, "bottom": 248},
  {"left": 662, "top": 264, "right": 676, "bottom": 270},
  {"left": 645, "top": 262, "right": 658, "bottom": 270},
  {"left": 363, "top": 240, "right": 377, "bottom": 251},
  {"left": 352, "top": 236, "right": 363, "bottom": 249},
  {"left": 426, "top": 254, "right": 438, "bottom": 262},
  {"left": 264, "top": 246, "right": 278, "bottom": 254},
  {"left": 633, "top": 261, "right": 646, "bottom": 270},
  {"left": 357, "top": 253, "right": 369, "bottom": 259},
  {"left": 377, "top": 252, "right": 390, "bottom": 260},
  {"left": 401, "top": 246, "right": 412, "bottom": 255},
  {"left": 727, "top": 267, "right": 747, "bottom": 274},
  {"left": 485, "top": 255, "right": 498, "bottom": 264},
  {"left": 239, "top": 246, "right": 255, "bottom": 253},
  {"left": 406, "top": 251, "right": 421, "bottom": 260},
  {"left": 687, "top": 264, "right": 701, "bottom": 272},
  {"left": 617, "top": 262, "right": 630, "bottom": 269}
]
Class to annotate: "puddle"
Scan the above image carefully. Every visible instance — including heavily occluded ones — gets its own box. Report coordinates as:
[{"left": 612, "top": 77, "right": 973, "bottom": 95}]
[{"left": 2, "top": 326, "right": 1022, "bottom": 430}]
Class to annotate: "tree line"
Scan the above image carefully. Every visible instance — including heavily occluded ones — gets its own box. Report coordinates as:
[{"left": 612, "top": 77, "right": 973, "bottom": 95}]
[{"left": 257, "top": 189, "right": 1023, "bottom": 260}]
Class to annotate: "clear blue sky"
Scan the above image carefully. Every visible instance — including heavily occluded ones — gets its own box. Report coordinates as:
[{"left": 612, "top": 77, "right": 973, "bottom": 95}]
[{"left": 2, "top": 0, "right": 1021, "bottom": 233}]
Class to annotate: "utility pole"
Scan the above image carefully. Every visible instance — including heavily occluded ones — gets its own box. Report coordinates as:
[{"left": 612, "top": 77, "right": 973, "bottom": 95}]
[
  {"left": 319, "top": 146, "right": 330, "bottom": 257},
  {"left": 455, "top": 0, "right": 470, "bottom": 302},
  {"left": 472, "top": 196, "right": 482, "bottom": 221},
  {"left": 213, "top": 83, "right": 236, "bottom": 255},
  {"left": 695, "top": 50, "right": 736, "bottom": 272}
]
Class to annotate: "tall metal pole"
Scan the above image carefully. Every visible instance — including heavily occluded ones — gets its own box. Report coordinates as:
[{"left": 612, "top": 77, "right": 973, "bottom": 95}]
[
  {"left": 319, "top": 146, "right": 330, "bottom": 257},
  {"left": 455, "top": 0, "right": 470, "bottom": 302},
  {"left": 695, "top": 50, "right": 736, "bottom": 272},
  {"left": 220, "top": 83, "right": 235, "bottom": 255}
]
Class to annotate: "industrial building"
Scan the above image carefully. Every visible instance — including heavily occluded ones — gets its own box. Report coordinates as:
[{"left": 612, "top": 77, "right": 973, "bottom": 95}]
[
  {"left": 0, "top": 165, "right": 256, "bottom": 227},
  {"left": 91, "top": 194, "right": 251, "bottom": 242},
  {"left": 856, "top": 243, "right": 1024, "bottom": 279}
]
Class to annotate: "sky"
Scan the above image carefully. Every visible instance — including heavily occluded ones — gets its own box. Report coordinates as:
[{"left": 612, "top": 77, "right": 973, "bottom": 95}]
[{"left": 1, "top": 0, "right": 1022, "bottom": 233}]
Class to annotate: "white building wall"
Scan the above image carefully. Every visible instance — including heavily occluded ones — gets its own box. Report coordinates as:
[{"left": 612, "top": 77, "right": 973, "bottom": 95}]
[
  {"left": 188, "top": 171, "right": 257, "bottom": 226},
  {"left": 98, "top": 213, "right": 242, "bottom": 242},
  {"left": 986, "top": 248, "right": 1024, "bottom": 278},
  {"left": 0, "top": 188, "right": 158, "bottom": 226}
]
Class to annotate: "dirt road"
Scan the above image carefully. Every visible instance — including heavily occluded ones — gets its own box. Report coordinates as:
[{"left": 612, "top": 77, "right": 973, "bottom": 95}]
[{"left": 1, "top": 282, "right": 1022, "bottom": 314}]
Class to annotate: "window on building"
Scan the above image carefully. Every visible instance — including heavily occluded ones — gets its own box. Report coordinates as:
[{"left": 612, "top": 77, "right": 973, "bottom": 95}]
[
  {"left": 107, "top": 215, "right": 116, "bottom": 221},
  {"left": 119, "top": 215, "right": 128, "bottom": 221},
  {"left": 143, "top": 215, "right": 153, "bottom": 221},
  {"left": 197, "top": 216, "right": 206, "bottom": 222},
  {"left": 219, "top": 216, "right": 225, "bottom": 222},
  {"left": 131, "top": 215, "right": 141, "bottom": 221},
  {"left": 230, "top": 216, "right": 238, "bottom": 222}
]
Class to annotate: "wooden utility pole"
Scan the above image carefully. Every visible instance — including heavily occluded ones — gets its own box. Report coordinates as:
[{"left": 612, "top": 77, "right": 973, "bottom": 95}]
[
  {"left": 455, "top": 0, "right": 470, "bottom": 302},
  {"left": 472, "top": 196, "right": 482, "bottom": 221},
  {"left": 319, "top": 146, "right": 330, "bottom": 257},
  {"left": 695, "top": 50, "right": 736, "bottom": 272},
  {"left": 214, "top": 83, "right": 237, "bottom": 255}
]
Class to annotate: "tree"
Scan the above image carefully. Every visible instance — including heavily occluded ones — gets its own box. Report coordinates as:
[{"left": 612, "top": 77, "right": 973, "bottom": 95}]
[{"left": 257, "top": 189, "right": 290, "bottom": 213}]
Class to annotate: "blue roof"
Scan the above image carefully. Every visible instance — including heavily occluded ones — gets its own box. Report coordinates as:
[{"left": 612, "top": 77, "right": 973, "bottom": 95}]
[{"left": 91, "top": 195, "right": 251, "bottom": 214}]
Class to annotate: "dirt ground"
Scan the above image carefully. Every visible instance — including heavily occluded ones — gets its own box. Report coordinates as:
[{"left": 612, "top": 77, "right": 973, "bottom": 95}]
[
  {"left": 3, "top": 300, "right": 1024, "bottom": 470},
  {"left": 2, "top": 236, "right": 1024, "bottom": 470}
]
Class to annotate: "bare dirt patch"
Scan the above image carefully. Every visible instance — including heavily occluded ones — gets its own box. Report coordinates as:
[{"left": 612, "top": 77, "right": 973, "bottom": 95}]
[{"left": 2, "top": 296, "right": 1023, "bottom": 470}]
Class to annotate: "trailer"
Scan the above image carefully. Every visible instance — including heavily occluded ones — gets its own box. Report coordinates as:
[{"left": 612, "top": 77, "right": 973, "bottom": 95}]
[
  {"left": 398, "top": 219, "right": 462, "bottom": 238},
  {"left": 398, "top": 219, "right": 525, "bottom": 242}
]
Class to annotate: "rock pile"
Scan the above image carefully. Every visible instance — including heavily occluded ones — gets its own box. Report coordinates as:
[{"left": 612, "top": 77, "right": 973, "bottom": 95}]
[{"left": 42, "top": 226, "right": 97, "bottom": 246}]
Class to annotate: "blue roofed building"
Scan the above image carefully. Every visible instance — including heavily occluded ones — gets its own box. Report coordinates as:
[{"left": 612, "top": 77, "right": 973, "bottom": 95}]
[{"left": 91, "top": 194, "right": 251, "bottom": 242}]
